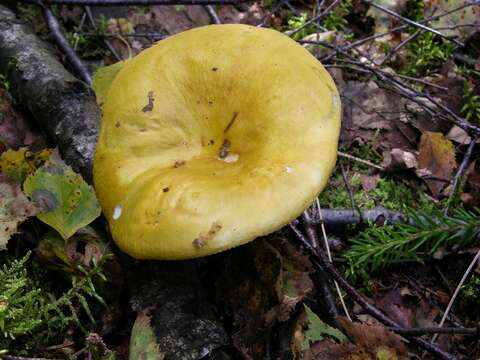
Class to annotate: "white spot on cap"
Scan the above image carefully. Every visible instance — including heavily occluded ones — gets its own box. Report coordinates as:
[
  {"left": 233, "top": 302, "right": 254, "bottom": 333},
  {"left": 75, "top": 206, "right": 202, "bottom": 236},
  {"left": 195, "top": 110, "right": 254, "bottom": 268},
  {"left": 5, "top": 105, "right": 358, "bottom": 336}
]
[
  {"left": 285, "top": 166, "right": 293, "bottom": 173},
  {"left": 219, "top": 153, "right": 240, "bottom": 163},
  {"left": 113, "top": 205, "right": 122, "bottom": 220}
]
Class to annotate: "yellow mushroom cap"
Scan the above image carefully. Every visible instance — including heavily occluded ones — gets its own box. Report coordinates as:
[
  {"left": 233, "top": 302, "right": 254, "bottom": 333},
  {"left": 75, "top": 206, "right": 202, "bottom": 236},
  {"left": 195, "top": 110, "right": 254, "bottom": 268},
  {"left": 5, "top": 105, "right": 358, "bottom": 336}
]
[{"left": 93, "top": 24, "right": 341, "bottom": 260}]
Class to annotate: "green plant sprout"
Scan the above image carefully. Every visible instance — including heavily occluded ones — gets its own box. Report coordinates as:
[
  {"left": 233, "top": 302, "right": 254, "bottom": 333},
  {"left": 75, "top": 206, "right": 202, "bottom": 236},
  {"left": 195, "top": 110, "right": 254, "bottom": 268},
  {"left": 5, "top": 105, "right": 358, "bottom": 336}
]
[{"left": 347, "top": 208, "right": 480, "bottom": 273}]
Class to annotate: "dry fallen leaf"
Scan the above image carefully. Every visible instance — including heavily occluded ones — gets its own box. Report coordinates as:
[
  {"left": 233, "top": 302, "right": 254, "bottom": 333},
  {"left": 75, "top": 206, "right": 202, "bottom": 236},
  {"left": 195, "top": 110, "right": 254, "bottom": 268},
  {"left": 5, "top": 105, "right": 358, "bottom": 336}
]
[
  {"left": 417, "top": 131, "right": 456, "bottom": 197},
  {"left": 0, "top": 174, "right": 38, "bottom": 249},
  {"left": 382, "top": 148, "right": 418, "bottom": 171},
  {"left": 361, "top": 174, "right": 381, "bottom": 192}
]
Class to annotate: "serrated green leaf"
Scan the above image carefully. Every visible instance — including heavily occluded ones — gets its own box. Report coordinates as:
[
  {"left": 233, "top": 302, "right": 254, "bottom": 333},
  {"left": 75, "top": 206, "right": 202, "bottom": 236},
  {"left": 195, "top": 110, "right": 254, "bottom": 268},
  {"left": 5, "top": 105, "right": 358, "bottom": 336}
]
[
  {"left": 129, "top": 311, "right": 161, "bottom": 360},
  {"left": 92, "top": 61, "right": 126, "bottom": 106},
  {"left": 301, "top": 305, "right": 347, "bottom": 350},
  {"left": 23, "top": 160, "right": 101, "bottom": 240}
]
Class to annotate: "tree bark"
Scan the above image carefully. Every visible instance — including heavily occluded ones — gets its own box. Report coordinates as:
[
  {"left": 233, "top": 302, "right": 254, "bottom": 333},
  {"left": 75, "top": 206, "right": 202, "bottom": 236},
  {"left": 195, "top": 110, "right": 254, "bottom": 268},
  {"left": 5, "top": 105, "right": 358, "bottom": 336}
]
[{"left": 0, "top": 4, "right": 99, "bottom": 182}]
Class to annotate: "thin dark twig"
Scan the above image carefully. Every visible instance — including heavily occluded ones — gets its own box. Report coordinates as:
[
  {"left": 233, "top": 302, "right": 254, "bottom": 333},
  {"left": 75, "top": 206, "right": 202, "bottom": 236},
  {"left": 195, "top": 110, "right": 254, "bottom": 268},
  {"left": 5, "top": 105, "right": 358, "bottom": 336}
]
[
  {"left": 339, "top": 163, "right": 362, "bottom": 222},
  {"left": 24, "top": 0, "right": 243, "bottom": 4},
  {"left": 444, "top": 136, "right": 478, "bottom": 215},
  {"left": 0, "top": 357, "right": 62, "bottom": 360},
  {"left": 386, "top": 326, "right": 479, "bottom": 336},
  {"left": 290, "top": 222, "right": 340, "bottom": 322},
  {"left": 290, "top": 227, "right": 457, "bottom": 359},
  {"left": 322, "top": 0, "right": 480, "bottom": 62},
  {"left": 84, "top": 6, "right": 121, "bottom": 61},
  {"left": 365, "top": 0, "right": 464, "bottom": 47},
  {"left": 314, "top": 254, "right": 457, "bottom": 360},
  {"left": 35, "top": 0, "right": 92, "bottom": 85},
  {"left": 204, "top": 5, "right": 221, "bottom": 24},
  {"left": 378, "top": 29, "right": 422, "bottom": 66},
  {"left": 286, "top": 0, "right": 342, "bottom": 37}
]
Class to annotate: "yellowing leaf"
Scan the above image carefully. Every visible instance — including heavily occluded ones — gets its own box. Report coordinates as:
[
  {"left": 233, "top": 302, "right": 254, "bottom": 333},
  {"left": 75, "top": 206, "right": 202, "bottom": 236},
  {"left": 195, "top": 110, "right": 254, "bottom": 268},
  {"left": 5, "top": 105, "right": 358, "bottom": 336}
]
[
  {"left": 0, "top": 148, "right": 51, "bottom": 182},
  {"left": 417, "top": 132, "right": 456, "bottom": 197},
  {"left": 24, "top": 159, "right": 101, "bottom": 239}
]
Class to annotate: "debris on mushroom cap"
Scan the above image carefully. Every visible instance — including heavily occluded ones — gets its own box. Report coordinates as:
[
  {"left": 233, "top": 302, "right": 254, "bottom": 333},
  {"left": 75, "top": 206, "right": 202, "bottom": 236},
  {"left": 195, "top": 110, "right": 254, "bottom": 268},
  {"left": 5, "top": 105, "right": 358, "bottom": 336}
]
[{"left": 93, "top": 24, "right": 341, "bottom": 260}]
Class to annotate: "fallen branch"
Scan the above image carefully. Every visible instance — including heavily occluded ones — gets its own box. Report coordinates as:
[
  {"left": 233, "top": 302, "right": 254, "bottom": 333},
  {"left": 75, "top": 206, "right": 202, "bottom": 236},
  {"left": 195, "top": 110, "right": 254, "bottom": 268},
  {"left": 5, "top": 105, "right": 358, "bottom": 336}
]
[
  {"left": 21, "top": 0, "right": 244, "bottom": 5},
  {"left": 0, "top": 4, "right": 99, "bottom": 182},
  {"left": 315, "top": 207, "right": 406, "bottom": 227},
  {"left": 387, "top": 326, "right": 479, "bottom": 336},
  {"left": 294, "top": 216, "right": 458, "bottom": 360},
  {"left": 36, "top": 0, "right": 92, "bottom": 85}
]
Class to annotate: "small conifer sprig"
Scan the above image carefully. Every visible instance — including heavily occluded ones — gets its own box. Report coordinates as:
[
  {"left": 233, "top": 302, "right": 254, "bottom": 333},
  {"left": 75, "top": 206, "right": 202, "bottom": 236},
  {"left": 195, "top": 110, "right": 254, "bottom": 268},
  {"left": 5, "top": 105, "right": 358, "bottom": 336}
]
[{"left": 347, "top": 208, "right": 480, "bottom": 272}]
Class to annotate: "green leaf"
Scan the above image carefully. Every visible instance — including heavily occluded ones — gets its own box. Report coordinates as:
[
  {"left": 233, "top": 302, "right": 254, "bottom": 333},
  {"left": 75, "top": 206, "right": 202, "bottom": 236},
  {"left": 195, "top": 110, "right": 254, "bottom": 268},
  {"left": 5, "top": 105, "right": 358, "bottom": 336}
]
[
  {"left": 92, "top": 61, "right": 126, "bottom": 106},
  {"left": 0, "top": 148, "right": 51, "bottom": 183},
  {"left": 23, "top": 159, "right": 101, "bottom": 240},
  {"left": 301, "top": 305, "right": 347, "bottom": 350},
  {"left": 129, "top": 311, "right": 162, "bottom": 360}
]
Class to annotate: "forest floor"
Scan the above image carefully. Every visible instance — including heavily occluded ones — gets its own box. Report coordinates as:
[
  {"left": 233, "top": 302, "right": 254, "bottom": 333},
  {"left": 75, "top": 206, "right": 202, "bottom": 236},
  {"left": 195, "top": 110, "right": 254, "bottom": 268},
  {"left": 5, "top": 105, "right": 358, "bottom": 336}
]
[{"left": 1, "top": 0, "right": 480, "bottom": 359}]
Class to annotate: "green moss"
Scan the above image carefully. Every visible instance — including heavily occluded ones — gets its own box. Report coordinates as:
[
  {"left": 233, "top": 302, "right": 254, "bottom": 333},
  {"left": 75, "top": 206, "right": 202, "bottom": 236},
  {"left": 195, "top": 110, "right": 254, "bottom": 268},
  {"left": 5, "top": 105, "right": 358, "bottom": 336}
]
[
  {"left": 463, "top": 275, "right": 480, "bottom": 307},
  {"left": 287, "top": 13, "right": 315, "bottom": 40},
  {"left": 320, "top": 174, "right": 419, "bottom": 212},
  {"left": 0, "top": 252, "right": 107, "bottom": 356},
  {"left": 461, "top": 81, "right": 480, "bottom": 124},
  {"left": 403, "top": 32, "right": 454, "bottom": 76},
  {"left": 322, "top": 0, "right": 352, "bottom": 31},
  {"left": 405, "top": 0, "right": 424, "bottom": 21}
]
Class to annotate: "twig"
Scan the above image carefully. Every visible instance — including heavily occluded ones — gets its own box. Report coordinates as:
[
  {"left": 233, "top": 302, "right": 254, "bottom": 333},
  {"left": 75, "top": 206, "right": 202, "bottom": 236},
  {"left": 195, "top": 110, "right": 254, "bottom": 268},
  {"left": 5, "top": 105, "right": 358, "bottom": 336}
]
[
  {"left": 314, "top": 200, "right": 352, "bottom": 321},
  {"left": 443, "top": 136, "right": 478, "bottom": 215},
  {"left": 35, "top": 0, "right": 92, "bottom": 85},
  {"left": 23, "top": 0, "right": 243, "bottom": 4},
  {"left": 292, "top": 227, "right": 457, "bottom": 359},
  {"left": 290, "top": 221, "right": 340, "bottom": 322},
  {"left": 338, "top": 151, "right": 385, "bottom": 171},
  {"left": 0, "top": 357, "right": 62, "bottom": 360},
  {"left": 365, "top": 0, "right": 464, "bottom": 47},
  {"left": 322, "top": 0, "right": 480, "bottom": 62},
  {"left": 285, "top": 0, "right": 342, "bottom": 37},
  {"left": 84, "top": 6, "right": 121, "bottom": 61},
  {"left": 387, "top": 326, "right": 479, "bottom": 336},
  {"left": 378, "top": 29, "right": 422, "bottom": 67},
  {"left": 204, "top": 5, "right": 221, "bottom": 24},
  {"left": 339, "top": 163, "right": 361, "bottom": 222},
  {"left": 432, "top": 248, "right": 480, "bottom": 344}
]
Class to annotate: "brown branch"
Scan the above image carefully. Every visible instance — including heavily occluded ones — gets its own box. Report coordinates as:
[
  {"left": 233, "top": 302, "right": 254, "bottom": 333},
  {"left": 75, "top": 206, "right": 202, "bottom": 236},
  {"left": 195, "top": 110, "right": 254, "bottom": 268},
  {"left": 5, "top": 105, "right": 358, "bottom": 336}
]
[
  {"left": 293, "top": 219, "right": 458, "bottom": 360},
  {"left": 35, "top": 0, "right": 92, "bottom": 85},
  {"left": 22, "top": 0, "right": 244, "bottom": 4},
  {"left": 364, "top": 0, "right": 464, "bottom": 47},
  {"left": 443, "top": 136, "right": 478, "bottom": 215},
  {"left": 386, "top": 326, "right": 479, "bottom": 336}
]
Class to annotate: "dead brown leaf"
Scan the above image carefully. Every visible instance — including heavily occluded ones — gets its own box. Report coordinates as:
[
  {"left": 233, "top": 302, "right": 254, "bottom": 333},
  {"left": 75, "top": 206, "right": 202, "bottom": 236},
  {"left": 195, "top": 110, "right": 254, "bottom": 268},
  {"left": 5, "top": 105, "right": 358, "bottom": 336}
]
[
  {"left": 361, "top": 174, "right": 381, "bottom": 192},
  {"left": 382, "top": 148, "right": 417, "bottom": 172},
  {"left": 0, "top": 89, "right": 45, "bottom": 151},
  {"left": 417, "top": 132, "right": 456, "bottom": 197},
  {"left": 338, "top": 317, "right": 407, "bottom": 359}
]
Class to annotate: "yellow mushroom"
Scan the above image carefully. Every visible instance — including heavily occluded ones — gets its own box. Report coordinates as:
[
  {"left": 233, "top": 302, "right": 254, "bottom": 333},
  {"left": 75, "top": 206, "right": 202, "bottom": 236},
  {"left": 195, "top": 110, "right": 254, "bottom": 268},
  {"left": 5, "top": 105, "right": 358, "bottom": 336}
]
[{"left": 93, "top": 24, "right": 341, "bottom": 260}]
